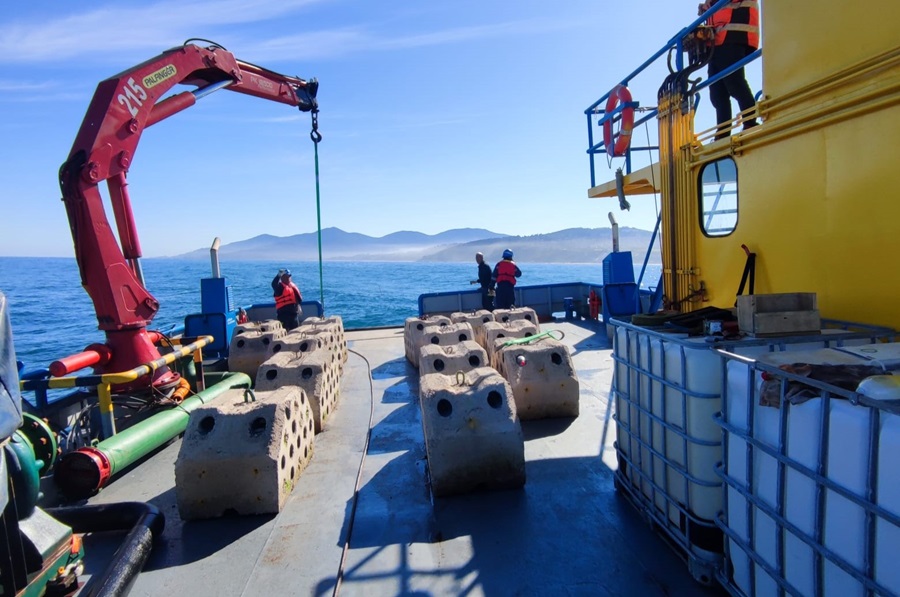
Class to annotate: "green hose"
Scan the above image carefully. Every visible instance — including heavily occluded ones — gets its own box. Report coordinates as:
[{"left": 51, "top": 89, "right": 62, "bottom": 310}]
[
  {"left": 101, "top": 372, "right": 251, "bottom": 475},
  {"left": 55, "top": 372, "right": 252, "bottom": 499}
]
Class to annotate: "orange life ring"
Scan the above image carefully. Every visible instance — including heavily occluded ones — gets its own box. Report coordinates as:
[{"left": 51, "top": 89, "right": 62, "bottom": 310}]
[{"left": 602, "top": 85, "right": 635, "bottom": 157}]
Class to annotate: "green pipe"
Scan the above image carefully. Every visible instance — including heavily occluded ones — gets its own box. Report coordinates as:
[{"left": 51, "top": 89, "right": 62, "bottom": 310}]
[
  {"left": 6, "top": 432, "right": 42, "bottom": 517},
  {"left": 55, "top": 372, "right": 251, "bottom": 499},
  {"left": 101, "top": 371, "right": 252, "bottom": 473},
  {"left": 203, "top": 370, "right": 236, "bottom": 386}
]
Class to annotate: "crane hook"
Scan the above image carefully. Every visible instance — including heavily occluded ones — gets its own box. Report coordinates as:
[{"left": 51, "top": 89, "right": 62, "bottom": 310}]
[{"left": 310, "top": 110, "right": 322, "bottom": 144}]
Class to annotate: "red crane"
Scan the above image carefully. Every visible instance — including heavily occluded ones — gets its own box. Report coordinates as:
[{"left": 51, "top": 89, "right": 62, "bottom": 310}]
[{"left": 58, "top": 42, "right": 318, "bottom": 390}]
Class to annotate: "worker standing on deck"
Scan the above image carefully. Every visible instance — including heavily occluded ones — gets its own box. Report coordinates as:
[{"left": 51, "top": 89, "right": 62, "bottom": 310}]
[
  {"left": 492, "top": 249, "right": 521, "bottom": 310},
  {"left": 699, "top": 0, "right": 760, "bottom": 139},
  {"left": 471, "top": 252, "right": 495, "bottom": 311},
  {"left": 272, "top": 269, "right": 303, "bottom": 330}
]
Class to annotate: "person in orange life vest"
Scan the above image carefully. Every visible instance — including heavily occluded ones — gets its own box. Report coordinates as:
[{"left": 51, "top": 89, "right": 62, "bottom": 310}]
[
  {"left": 491, "top": 249, "right": 521, "bottom": 310},
  {"left": 699, "top": 0, "right": 759, "bottom": 139},
  {"left": 272, "top": 268, "right": 303, "bottom": 330}
]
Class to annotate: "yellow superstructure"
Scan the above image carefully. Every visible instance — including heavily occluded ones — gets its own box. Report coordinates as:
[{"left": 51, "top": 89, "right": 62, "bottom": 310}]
[{"left": 599, "top": 0, "right": 900, "bottom": 329}]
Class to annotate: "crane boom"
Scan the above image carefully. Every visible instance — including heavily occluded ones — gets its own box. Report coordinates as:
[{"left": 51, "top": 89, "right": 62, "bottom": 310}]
[{"left": 58, "top": 43, "right": 318, "bottom": 388}]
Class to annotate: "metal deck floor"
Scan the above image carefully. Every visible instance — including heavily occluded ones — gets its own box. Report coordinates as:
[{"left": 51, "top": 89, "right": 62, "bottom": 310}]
[{"left": 82, "top": 320, "right": 723, "bottom": 596}]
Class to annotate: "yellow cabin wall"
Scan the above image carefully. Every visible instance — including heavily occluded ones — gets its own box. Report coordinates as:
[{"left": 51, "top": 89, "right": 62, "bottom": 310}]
[
  {"left": 690, "top": 0, "right": 900, "bottom": 329},
  {"left": 764, "top": 2, "right": 900, "bottom": 100},
  {"left": 697, "top": 103, "right": 900, "bottom": 328}
]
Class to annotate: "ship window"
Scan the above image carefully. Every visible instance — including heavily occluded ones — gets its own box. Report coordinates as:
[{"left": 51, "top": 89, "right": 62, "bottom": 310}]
[{"left": 699, "top": 157, "right": 738, "bottom": 236}]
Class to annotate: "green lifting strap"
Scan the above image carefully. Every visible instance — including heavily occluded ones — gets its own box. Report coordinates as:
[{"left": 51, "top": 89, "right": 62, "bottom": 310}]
[
  {"left": 501, "top": 329, "right": 565, "bottom": 348},
  {"left": 310, "top": 110, "right": 325, "bottom": 309}
]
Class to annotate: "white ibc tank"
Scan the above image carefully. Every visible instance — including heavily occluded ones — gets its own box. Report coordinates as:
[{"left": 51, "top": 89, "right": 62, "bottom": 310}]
[
  {"left": 723, "top": 347, "right": 900, "bottom": 597},
  {"left": 876, "top": 412, "right": 900, "bottom": 595},
  {"left": 613, "top": 325, "right": 666, "bottom": 509},
  {"left": 613, "top": 322, "right": 886, "bottom": 566}
]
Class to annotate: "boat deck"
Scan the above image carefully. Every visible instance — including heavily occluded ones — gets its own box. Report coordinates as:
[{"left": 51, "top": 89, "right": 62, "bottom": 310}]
[{"left": 81, "top": 320, "right": 723, "bottom": 596}]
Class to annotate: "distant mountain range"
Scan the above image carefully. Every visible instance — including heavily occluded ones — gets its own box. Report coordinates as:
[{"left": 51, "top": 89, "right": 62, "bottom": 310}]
[{"left": 174, "top": 226, "right": 660, "bottom": 264}]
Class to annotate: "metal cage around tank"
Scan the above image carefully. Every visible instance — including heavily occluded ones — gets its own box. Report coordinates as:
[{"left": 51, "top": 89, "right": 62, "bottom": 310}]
[
  {"left": 714, "top": 343, "right": 900, "bottom": 596},
  {"left": 609, "top": 317, "right": 896, "bottom": 585}
]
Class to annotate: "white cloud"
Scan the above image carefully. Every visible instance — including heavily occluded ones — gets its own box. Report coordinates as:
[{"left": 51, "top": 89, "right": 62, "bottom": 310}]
[
  {"left": 0, "top": 80, "right": 54, "bottom": 92},
  {"left": 0, "top": 2, "right": 581, "bottom": 64},
  {"left": 0, "top": 0, "right": 328, "bottom": 62},
  {"left": 242, "top": 18, "right": 582, "bottom": 62}
]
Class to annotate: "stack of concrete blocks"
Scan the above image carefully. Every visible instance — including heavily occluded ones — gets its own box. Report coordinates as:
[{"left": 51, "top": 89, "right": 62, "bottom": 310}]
[
  {"left": 256, "top": 343, "right": 338, "bottom": 433},
  {"left": 493, "top": 307, "right": 541, "bottom": 330},
  {"left": 494, "top": 337, "right": 579, "bottom": 420},
  {"left": 404, "top": 315, "right": 451, "bottom": 367},
  {"left": 229, "top": 322, "right": 287, "bottom": 379},
  {"left": 419, "top": 367, "right": 525, "bottom": 497},
  {"left": 174, "top": 386, "right": 315, "bottom": 519},
  {"left": 483, "top": 320, "right": 540, "bottom": 370},
  {"left": 450, "top": 310, "right": 495, "bottom": 351},
  {"left": 419, "top": 341, "right": 489, "bottom": 376}
]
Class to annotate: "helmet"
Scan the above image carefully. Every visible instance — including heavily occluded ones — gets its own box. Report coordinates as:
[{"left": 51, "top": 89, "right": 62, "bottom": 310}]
[{"left": 502, "top": 249, "right": 513, "bottom": 260}]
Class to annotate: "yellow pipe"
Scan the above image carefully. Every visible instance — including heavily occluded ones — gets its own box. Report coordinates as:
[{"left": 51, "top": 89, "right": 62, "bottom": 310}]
[
  {"left": 98, "top": 383, "right": 115, "bottom": 436},
  {"left": 30, "top": 336, "right": 212, "bottom": 389},
  {"left": 738, "top": 86, "right": 900, "bottom": 152},
  {"left": 760, "top": 45, "right": 900, "bottom": 115},
  {"left": 692, "top": 81, "right": 900, "bottom": 164},
  {"left": 193, "top": 346, "right": 206, "bottom": 392},
  {"left": 102, "top": 336, "right": 212, "bottom": 384}
]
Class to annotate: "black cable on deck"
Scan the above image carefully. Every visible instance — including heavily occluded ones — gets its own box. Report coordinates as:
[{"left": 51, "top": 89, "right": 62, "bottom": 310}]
[{"left": 332, "top": 348, "right": 376, "bottom": 597}]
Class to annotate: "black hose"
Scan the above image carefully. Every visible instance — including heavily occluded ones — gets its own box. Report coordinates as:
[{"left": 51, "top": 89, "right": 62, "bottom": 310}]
[{"left": 45, "top": 502, "right": 164, "bottom": 597}]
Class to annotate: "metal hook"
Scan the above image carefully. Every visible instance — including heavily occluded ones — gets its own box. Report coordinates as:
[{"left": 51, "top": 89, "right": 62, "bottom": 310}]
[{"left": 310, "top": 110, "right": 322, "bottom": 143}]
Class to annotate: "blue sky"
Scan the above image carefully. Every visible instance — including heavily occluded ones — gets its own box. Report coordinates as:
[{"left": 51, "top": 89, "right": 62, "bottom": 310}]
[{"left": 0, "top": 1, "right": 761, "bottom": 258}]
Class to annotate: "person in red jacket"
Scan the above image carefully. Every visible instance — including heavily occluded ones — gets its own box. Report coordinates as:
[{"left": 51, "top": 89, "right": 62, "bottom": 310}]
[
  {"left": 491, "top": 249, "right": 522, "bottom": 310},
  {"left": 699, "top": 0, "right": 760, "bottom": 139},
  {"left": 272, "top": 268, "right": 303, "bottom": 330}
]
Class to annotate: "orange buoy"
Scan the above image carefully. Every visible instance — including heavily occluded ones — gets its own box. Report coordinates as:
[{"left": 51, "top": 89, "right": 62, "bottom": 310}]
[
  {"left": 589, "top": 290, "right": 601, "bottom": 320},
  {"left": 602, "top": 85, "right": 635, "bottom": 157}
]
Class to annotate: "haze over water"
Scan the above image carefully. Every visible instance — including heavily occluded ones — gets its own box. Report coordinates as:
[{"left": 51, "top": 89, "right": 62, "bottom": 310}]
[{"left": 0, "top": 257, "right": 660, "bottom": 370}]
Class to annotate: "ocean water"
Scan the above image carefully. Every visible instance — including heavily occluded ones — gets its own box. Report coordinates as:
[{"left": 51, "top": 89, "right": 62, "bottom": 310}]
[{"left": 0, "top": 257, "right": 660, "bottom": 370}]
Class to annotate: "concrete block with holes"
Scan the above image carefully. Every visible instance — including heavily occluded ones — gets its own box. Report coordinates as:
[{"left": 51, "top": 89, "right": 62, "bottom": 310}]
[
  {"left": 404, "top": 315, "right": 452, "bottom": 367},
  {"left": 418, "top": 341, "right": 489, "bottom": 376},
  {"left": 235, "top": 320, "right": 283, "bottom": 335},
  {"left": 450, "top": 311, "right": 495, "bottom": 350},
  {"left": 492, "top": 307, "right": 541, "bottom": 331},
  {"left": 421, "top": 323, "right": 475, "bottom": 353},
  {"left": 228, "top": 326, "right": 286, "bottom": 379},
  {"left": 265, "top": 330, "right": 325, "bottom": 361},
  {"left": 419, "top": 367, "right": 525, "bottom": 497},
  {"left": 483, "top": 320, "right": 540, "bottom": 369},
  {"left": 256, "top": 348, "right": 337, "bottom": 432},
  {"left": 495, "top": 338, "right": 579, "bottom": 420},
  {"left": 174, "top": 386, "right": 315, "bottom": 519},
  {"left": 299, "top": 316, "right": 347, "bottom": 373}
]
